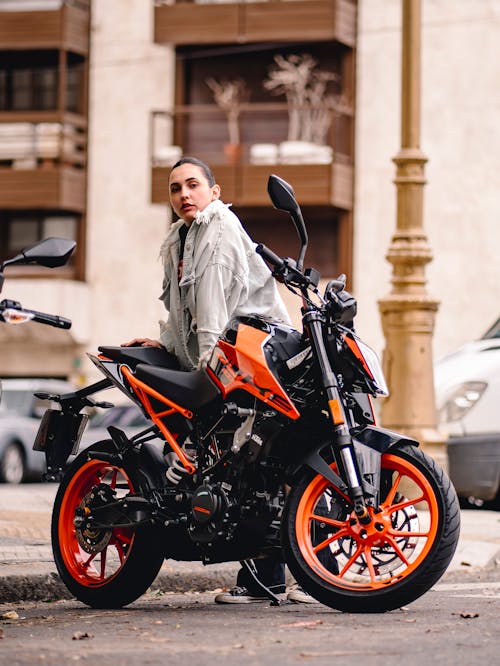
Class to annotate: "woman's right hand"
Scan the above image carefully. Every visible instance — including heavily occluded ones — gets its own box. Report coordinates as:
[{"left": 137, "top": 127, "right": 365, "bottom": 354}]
[{"left": 121, "top": 338, "right": 164, "bottom": 348}]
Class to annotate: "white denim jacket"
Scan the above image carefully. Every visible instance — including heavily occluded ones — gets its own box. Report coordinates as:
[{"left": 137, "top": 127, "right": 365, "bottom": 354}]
[{"left": 158, "top": 199, "right": 291, "bottom": 370}]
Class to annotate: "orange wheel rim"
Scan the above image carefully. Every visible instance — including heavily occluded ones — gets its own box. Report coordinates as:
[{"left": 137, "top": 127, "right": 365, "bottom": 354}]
[
  {"left": 58, "top": 459, "right": 135, "bottom": 588},
  {"left": 295, "top": 453, "right": 439, "bottom": 590}
]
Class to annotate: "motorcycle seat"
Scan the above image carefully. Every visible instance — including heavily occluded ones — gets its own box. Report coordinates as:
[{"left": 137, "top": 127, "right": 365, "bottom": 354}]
[
  {"left": 134, "top": 364, "right": 220, "bottom": 411},
  {"left": 98, "top": 345, "right": 180, "bottom": 371}
]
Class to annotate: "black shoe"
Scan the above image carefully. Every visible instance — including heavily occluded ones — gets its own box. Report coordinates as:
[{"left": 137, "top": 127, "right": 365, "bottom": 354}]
[{"left": 214, "top": 585, "right": 285, "bottom": 604}]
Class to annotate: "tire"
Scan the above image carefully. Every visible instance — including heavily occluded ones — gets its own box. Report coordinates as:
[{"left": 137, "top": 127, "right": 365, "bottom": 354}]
[
  {"left": 0, "top": 442, "right": 25, "bottom": 484},
  {"left": 282, "top": 444, "right": 460, "bottom": 612},
  {"left": 52, "top": 441, "right": 165, "bottom": 608}
]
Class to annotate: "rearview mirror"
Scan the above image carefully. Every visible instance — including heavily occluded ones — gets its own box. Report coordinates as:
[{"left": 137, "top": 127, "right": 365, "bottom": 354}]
[
  {"left": 267, "top": 175, "right": 308, "bottom": 270},
  {"left": 1, "top": 237, "right": 76, "bottom": 271}
]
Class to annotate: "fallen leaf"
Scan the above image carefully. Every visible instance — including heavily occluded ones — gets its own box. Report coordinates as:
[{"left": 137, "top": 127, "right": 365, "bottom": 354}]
[
  {"left": 460, "top": 612, "right": 479, "bottom": 619},
  {"left": 1, "top": 611, "right": 19, "bottom": 621},
  {"left": 280, "top": 620, "right": 323, "bottom": 628},
  {"left": 72, "top": 631, "right": 93, "bottom": 640},
  {"left": 232, "top": 644, "right": 244, "bottom": 649}
]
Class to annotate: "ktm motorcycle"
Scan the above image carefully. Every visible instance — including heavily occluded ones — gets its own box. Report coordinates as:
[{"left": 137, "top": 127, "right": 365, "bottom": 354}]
[{"left": 35, "top": 175, "right": 460, "bottom": 612}]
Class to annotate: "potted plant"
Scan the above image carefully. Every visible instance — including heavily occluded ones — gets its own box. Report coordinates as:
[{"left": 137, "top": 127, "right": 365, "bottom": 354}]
[{"left": 206, "top": 77, "right": 249, "bottom": 164}]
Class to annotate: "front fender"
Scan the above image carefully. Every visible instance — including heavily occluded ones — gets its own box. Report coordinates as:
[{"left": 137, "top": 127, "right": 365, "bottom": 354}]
[
  {"left": 353, "top": 425, "right": 419, "bottom": 453},
  {"left": 287, "top": 427, "right": 418, "bottom": 505}
]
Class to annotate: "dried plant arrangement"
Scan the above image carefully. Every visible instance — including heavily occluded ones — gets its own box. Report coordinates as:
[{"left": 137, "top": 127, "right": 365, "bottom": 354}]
[
  {"left": 205, "top": 77, "right": 250, "bottom": 145},
  {"left": 263, "top": 53, "right": 339, "bottom": 145}
]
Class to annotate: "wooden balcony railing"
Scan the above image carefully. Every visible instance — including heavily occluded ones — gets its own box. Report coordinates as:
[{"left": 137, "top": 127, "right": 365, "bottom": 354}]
[
  {"left": 0, "top": 113, "right": 87, "bottom": 168},
  {"left": 154, "top": 0, "right": 356, "bottom": 48},
  {"left": 151, "top": 103, "right": 353, "bottom": 210},
  {"left": 150, "top": 105, "right": 353, "bottom": 208},
  {"left": 0, "top": 0, "right": 90, "bottom": 54},
  {"left": 0, "top": 113, "right": 87, "bottom": 211}
]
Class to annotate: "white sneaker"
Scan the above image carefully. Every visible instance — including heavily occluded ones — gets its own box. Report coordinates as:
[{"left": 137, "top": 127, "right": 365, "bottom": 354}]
[{"left": 286, "top": 587, "right": 319, "bottom": 604}]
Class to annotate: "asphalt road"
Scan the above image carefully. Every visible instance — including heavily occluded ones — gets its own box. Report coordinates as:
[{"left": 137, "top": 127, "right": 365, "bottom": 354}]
[{"left": 1, "top": 569, "right": 499, "bottom": 666}]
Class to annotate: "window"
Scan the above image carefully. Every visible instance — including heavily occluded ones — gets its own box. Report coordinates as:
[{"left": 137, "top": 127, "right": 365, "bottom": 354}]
[
  {"left": 0, "top": 211, "right": 78, "bottom": 267},
  {"left": 0, "top": 51, "right": 85, "bottom": 113}
]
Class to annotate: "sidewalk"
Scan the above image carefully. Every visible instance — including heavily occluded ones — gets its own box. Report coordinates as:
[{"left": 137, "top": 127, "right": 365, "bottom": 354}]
[{"left": 1, "top": 484, "right": 499, "bottom": 603}]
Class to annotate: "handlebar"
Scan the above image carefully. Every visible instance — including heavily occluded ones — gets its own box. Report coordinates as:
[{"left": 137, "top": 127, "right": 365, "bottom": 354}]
[
  {"left": 28, "top": 308, "right": 72, "bottom": 329},
  {"left": 0, "top": 300, "right": 72, "bottom": 329},
  {"left": 256, "top": 243, "right": 285, "bottom": 271}
]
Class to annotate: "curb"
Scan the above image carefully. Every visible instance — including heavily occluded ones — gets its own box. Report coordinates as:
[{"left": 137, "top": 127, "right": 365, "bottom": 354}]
[{"left": 0, "top": 563, "right": 241, "bottom": 604}]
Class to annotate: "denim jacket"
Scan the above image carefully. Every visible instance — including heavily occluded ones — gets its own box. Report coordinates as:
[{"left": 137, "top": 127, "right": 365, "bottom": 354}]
[{"left": 158, "top": 199, "right": 291, "bottom": 370}]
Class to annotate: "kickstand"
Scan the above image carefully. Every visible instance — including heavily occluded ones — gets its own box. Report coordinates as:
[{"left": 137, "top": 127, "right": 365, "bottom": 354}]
[{"left": 239, "top": 559, "right": 287, "bottom": 606}]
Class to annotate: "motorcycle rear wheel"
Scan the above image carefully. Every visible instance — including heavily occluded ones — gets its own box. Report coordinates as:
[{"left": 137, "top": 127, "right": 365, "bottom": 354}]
[
  {"left": 52, "top": 441, "right": 165, "bottom": 608},
  {"left": 283, "top": 444, "right": 460, "bottom": 612}
]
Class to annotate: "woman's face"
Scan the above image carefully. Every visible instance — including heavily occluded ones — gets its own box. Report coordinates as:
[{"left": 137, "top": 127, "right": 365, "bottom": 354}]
[{"left": 169, "top": 163, "right": 220, "bottom": 224}]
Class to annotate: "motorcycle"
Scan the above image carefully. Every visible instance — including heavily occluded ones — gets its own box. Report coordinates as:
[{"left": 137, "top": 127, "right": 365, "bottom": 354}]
[{"left": 34, "top": 176, "right": 460, "bottom": 612}]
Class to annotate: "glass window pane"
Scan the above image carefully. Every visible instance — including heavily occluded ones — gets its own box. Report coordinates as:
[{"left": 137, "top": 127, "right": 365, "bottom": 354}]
[
  {"left": 0, "top": 70, "right": 6, "bottom": 110},
  {"left": 43, "top": 216, "right": 77, "bottom": 241},
  {"left": 12, "top": 69, "right": 31, "bottom": 110},
  {"left": 9, "top": 217, "right": 39, "bottom": 251}
]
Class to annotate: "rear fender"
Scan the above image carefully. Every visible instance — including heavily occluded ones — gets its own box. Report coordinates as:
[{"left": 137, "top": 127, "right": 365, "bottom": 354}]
[{"left": 85, "top": 433, "right": 168, "bottom": 492}]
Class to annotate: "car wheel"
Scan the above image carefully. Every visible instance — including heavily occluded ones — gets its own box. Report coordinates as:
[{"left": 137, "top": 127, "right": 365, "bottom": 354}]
[{"left": 0, "top": 442, "right": 26, "bottom": 484}]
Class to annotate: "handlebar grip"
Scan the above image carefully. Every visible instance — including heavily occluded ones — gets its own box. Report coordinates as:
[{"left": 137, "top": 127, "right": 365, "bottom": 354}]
[
  {"left": 30, "top": 310, "right": 72, "bottom": 329},
  {"left": 256, "top": 243, "right": 285, "bottom": 270}
]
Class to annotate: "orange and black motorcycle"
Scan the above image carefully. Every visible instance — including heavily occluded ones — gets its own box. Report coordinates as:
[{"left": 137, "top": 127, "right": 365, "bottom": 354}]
[{"left": 35, "top": 175, "right": 460, "bottom": 612}]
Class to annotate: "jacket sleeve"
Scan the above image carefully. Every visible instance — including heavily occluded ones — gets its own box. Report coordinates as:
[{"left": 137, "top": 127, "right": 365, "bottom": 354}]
[{"left": 194, "top": 262, "right": 247, "bottom": 365}]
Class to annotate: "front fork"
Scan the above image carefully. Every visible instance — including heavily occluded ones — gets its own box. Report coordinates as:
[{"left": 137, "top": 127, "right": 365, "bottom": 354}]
[{"left": 304, "top": 310, "right": 372, "bottom": 525}]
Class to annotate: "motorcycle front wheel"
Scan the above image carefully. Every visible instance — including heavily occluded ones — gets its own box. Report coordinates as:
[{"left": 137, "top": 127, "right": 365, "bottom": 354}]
[
  {"left": 282, "top": 444, "right": 460, "bottom": 612},
  {"left": 52, "top": 441, "right": 165, "bottom": 608}
]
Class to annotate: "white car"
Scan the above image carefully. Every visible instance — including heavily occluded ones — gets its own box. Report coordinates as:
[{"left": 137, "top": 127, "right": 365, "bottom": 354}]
[{"left": 435, "top": 317, "right": 500, "bottom": 506}]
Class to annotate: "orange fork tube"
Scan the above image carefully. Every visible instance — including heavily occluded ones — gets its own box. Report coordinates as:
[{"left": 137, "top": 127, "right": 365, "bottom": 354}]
[{"left": 120, "top": 366, "right": 196, "bottom": 475}]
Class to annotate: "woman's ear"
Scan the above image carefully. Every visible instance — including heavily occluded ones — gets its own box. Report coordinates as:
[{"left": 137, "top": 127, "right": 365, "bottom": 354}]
[{"left": 211, "top": 184, "right": 221, "bottom": 200}]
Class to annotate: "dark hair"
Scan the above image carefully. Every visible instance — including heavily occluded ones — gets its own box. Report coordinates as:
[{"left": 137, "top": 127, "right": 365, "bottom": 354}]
[{"left": 170, "top": 156, "right": 216, "bottom": 187}]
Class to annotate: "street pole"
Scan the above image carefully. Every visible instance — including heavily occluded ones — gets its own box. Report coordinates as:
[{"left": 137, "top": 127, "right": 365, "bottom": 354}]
[{"left": 378, "top": 0, "right": 446, "bottom": 467}]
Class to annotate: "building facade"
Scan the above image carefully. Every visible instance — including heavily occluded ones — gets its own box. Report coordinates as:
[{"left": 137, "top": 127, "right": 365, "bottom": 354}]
[{"left": 0, "top": 0, "right": 499, "bottom": 384}]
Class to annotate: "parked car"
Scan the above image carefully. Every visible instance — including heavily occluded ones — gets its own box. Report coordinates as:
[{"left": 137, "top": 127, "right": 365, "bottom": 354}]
[
  {"left": 0, "top": 378, "right": 73, "bottom": 483},
  {"left": 79, "top": 404, "right": 157, "bottom": 450},
  {"left": 435, "top": 316, "right": 500, "bottom": 507}
]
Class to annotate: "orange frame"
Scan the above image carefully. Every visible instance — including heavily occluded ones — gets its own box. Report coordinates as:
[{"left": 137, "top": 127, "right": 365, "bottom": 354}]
[{"left": 120, "top": 365, "right": 196, "bottom": 475}]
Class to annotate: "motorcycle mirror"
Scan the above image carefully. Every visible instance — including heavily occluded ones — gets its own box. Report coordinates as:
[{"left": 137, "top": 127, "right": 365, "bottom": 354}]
[
  {"left": 267, "top": 175, "right": 308, "bottom": 271},
  {"left": 0, "top": 237, "right": 76, "bottom": 272}
]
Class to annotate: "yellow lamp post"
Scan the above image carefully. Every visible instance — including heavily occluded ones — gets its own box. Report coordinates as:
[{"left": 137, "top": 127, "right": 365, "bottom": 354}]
[{"left": 378, "top": 0, "right": 446, "bottom": 467}]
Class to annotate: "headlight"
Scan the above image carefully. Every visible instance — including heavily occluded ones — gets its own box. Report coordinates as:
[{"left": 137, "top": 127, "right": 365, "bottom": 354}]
[{"left": 438, "top": 381, "right": 487, "bottom": 423}]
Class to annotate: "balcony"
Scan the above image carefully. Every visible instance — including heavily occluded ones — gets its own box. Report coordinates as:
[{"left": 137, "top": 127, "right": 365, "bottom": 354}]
[
  {"left": 0, "top": 113, "right": 87, "bottom": 211},
  {"left": 0, "top": 0, "right": 90, "bottom": 54},
  {"left": 154, "top": 0, "right": 356, "bottom": 48},
  {"left": 150, "top": 107, "right": 353, "bottom": 210}
]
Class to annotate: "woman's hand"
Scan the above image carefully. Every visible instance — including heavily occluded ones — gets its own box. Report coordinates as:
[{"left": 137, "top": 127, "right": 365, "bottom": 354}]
[{"left": 121, "top": 338, "right": 164, "bottom": 348}]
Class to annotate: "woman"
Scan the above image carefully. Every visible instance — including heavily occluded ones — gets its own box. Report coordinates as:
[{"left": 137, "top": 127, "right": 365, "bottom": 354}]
[
  {"left": 126, "top": 156, "right": 289, "bottom": 368},
  {"left": 124, "top": 156, "right": 313, "bottom": 604}
]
